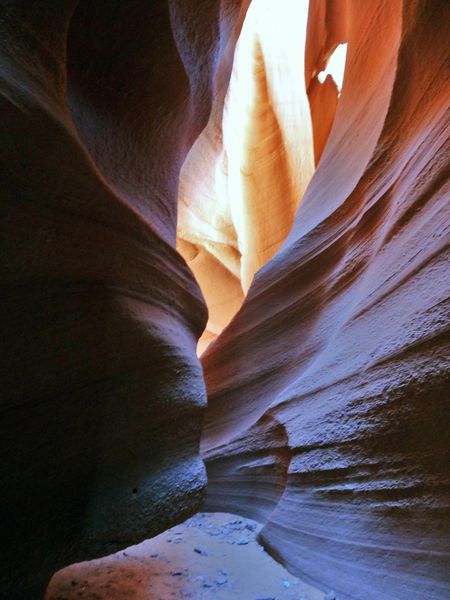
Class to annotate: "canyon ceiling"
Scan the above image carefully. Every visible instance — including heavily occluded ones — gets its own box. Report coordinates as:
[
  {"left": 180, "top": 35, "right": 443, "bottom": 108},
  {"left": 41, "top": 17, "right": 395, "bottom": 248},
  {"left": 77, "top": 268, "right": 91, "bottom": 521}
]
[{"left": 0, "top": 1, "right": 449, "bottom": 599}]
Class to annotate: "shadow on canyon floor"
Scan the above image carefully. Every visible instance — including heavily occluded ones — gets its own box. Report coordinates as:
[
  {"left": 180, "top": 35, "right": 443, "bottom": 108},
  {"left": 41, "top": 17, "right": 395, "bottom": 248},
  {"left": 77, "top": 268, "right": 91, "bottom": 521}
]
[{"left": 46, "top": 512, "right": 327, "bottom": 600}]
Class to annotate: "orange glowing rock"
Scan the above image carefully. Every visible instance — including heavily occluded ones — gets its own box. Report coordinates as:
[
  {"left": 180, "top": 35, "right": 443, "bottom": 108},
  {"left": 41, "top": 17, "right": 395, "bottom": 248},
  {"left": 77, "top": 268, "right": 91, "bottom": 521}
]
[{"left": 177, "top": 0, "right": 315, "bottom": 353}]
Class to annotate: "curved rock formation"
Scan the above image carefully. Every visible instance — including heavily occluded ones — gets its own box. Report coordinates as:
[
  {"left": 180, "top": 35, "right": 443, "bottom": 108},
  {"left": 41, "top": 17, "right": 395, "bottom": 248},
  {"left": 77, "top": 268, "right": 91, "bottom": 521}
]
[
  {"left": 0, "top": 1, "right": 245, "bottom": 598},
  {"left": 2, "top": 0, "right": 449, "bottom": 598},
  {"left": 177, "top": 0, "right": 315, "bottom": 353},
  {"left": 203, "top": 1, "right": 450, "bottom": 599}
]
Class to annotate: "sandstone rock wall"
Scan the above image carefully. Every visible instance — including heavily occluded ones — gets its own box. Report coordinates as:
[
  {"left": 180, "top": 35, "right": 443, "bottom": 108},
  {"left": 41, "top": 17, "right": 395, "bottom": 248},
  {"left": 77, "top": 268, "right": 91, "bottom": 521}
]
[
  {"left": 203, "top": 1, "right": 450, "bottom": 598},
  {"left": 0, "top": 1, "right": 242, "bottom": 597},
  {"left": 1, "top": 1, "right": 449, "bottom": 599}
]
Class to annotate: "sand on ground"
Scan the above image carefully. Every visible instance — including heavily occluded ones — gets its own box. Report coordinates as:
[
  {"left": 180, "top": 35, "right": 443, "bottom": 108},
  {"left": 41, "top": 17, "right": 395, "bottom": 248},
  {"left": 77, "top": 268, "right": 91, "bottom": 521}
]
[{"left": 46, "top": 512, "right": 329, "bottom": 600}]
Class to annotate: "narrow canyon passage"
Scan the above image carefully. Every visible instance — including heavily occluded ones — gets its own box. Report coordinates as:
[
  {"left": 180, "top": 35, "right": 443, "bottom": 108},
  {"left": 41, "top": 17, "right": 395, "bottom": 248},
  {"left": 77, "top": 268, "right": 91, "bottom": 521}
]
[
  {"left": 1, "top": 1, "right": 449, "bottom": 599},
  {"left": 47, "top": 4, "right": 349, "bottom": 598},
  {"left": 177, "top": 0, "right": 347, "bottom": 354}
]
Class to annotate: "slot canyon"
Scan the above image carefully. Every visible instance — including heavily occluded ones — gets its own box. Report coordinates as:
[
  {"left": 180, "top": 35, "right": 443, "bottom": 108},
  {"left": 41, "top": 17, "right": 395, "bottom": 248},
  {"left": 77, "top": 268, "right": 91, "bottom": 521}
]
[{"left": 0, "top": 1, "right": 449, "bottom": 599}]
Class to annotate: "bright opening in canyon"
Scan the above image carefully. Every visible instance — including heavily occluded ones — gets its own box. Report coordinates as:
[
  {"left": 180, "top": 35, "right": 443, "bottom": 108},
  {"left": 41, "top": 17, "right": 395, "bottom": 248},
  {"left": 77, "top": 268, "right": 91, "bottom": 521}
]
[{"left": 317, "top": 43, "right": 347, "bottom": 91}]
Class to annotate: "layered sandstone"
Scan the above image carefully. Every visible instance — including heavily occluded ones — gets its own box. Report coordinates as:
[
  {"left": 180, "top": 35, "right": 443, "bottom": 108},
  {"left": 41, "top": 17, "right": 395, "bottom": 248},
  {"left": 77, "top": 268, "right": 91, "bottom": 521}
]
[
  {"left": 0, "top": 2, "right": 244, "bottom": 598},
  {"left": 203, "top": 1, "right": 450, "bottom": 599},
  {"left": 1, "top": 1, "right": 449, "bottom": 599}
]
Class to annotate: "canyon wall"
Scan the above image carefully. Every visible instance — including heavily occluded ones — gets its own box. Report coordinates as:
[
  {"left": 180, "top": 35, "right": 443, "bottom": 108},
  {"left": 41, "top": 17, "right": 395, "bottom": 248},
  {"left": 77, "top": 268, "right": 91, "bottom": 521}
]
[
  {"left": 1, "top": 1, "right": 449, "bottom": 598},
  {"left": 203, "top": 1, "right": 450, "bottom": 599},
  {"left": 0, "top": 1, "right": 245, "bottom": 598}
]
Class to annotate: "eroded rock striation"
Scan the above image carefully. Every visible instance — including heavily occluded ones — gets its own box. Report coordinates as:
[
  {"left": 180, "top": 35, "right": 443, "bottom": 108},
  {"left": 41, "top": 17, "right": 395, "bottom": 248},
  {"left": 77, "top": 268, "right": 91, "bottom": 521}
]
[
  {"left": 0, "top": 1, "right": 245, "bottom": 598},
  {"left": 203, "top": 1, "right": 450, "bottom": 599}
]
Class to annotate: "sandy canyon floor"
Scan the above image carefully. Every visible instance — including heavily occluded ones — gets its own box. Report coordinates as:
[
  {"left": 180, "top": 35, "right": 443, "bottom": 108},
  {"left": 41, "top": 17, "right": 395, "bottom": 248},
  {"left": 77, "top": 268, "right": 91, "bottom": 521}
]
[{"left": 46, "top": 512, "right": 329, "bottom": 600}]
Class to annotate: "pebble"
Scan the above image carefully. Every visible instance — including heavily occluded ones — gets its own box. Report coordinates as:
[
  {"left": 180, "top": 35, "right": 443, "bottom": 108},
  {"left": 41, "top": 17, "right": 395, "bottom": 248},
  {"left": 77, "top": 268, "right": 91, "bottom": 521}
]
[
  {"left": 194, "top": 575, "right": 215, "bottom": 588},
  {"left": 194, "top": 547, "right": 208, "bottom": 556},
  {"left": 237, "top": 537, "right": 250, "bottom": 545},
  {"left": 325, "top": 592, "right": 337, "bottom": 600}
]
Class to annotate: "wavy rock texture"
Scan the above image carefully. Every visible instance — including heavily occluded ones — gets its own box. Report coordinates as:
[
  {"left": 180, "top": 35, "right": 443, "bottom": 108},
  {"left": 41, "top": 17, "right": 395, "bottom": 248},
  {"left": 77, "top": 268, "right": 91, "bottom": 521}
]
[
  {"left": 203, "top": 1, "right": 450, "bottom": 599},
  {"left": 0, "top": 1, "right": 245, "bottom": 598},
  {"left": 177, "top": 0, "right": 315, "bottom": 353},
  {"left": 2, "top": 0, "right": 449, "bottom": 598}
]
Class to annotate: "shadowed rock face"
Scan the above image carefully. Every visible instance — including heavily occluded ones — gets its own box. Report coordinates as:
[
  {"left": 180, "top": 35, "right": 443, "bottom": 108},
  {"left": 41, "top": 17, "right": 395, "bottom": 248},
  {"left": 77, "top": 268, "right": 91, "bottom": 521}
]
[
  {"left": 0, "top": 1, "right": 247, "bottom": 598},
  {"left": 203, "top": 1, "right": 450, "bottom": 599}
]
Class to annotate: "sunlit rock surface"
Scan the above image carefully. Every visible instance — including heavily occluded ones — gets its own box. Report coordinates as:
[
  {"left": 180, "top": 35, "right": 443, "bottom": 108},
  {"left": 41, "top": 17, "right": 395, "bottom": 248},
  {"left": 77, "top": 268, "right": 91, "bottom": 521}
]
[
  {"left": 0, "top": 1, "right": 245, "bottom": 598},
  {"left": 203, "top": 1, "right": 450, "bottom": 599},
  {"left": 177, "top": 0, "right": 315, "bottom": 353}
]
